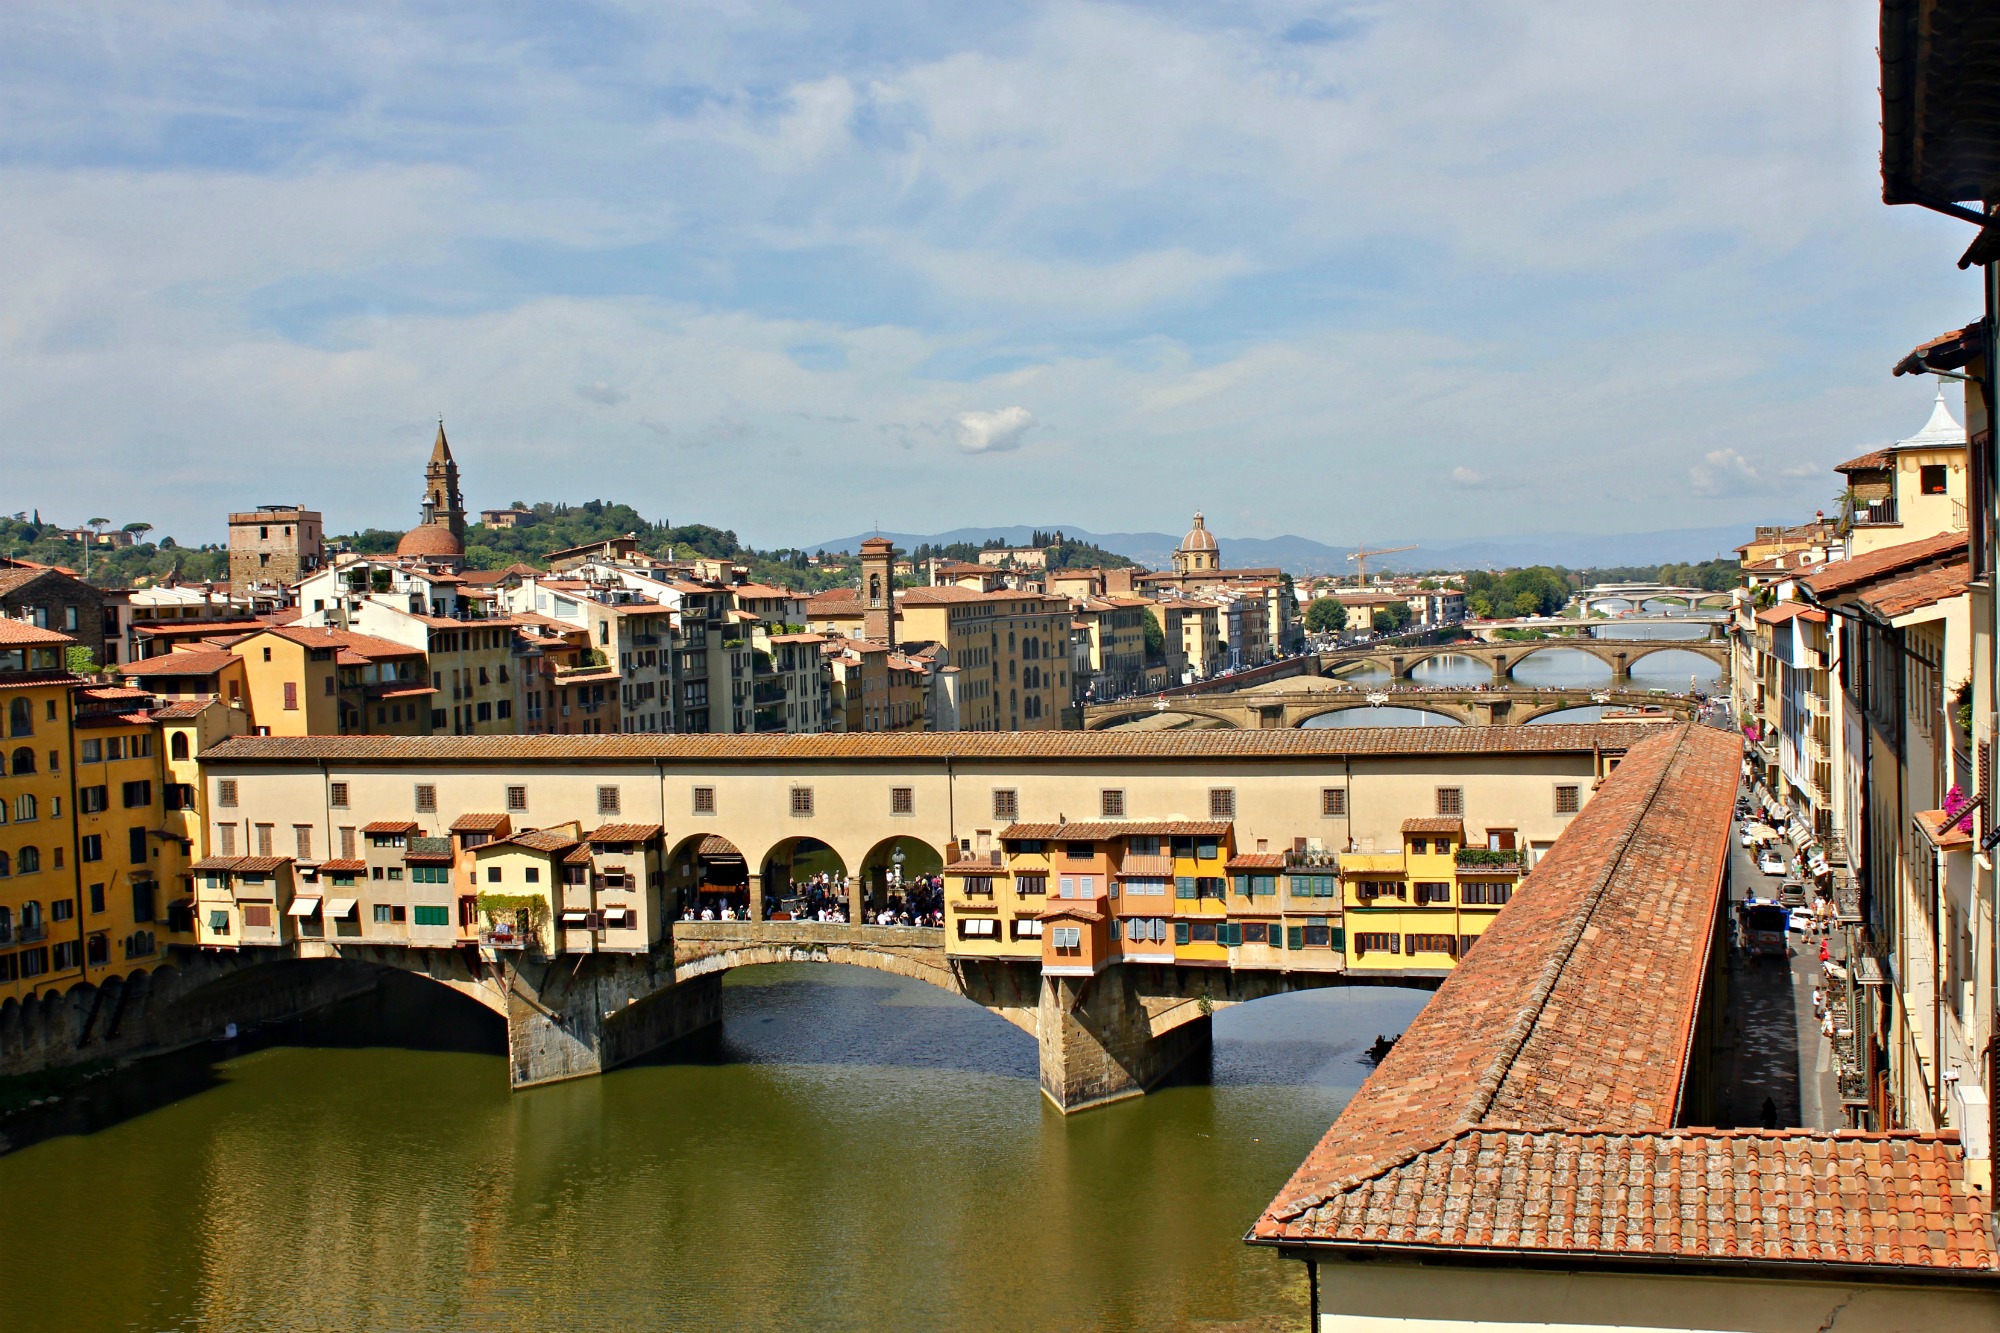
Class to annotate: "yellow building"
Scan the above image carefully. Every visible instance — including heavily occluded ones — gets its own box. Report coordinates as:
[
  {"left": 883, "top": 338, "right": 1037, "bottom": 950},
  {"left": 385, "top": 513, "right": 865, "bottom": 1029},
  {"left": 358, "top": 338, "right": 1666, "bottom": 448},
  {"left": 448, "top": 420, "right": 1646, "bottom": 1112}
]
[
  {"left": 72, "top": 684, "right": 175, "bottom": 985},
  {"left": 156, "top": 696, "right": 252, "bottom": 950},
  {"left": 0, "top": 622, "right": 82, "bottom": 1003},
  {"left": 1835, "top": 386, "right": 1969, "bottom": 557},
  {"left": 471, "top": 824, "right": 583, "bottom": 952},
  {"left": 1341, "top": 817, "right": 1522, "bottom": 974},
  {"left": 228, "top": 625, "right": 431, "bottom": 736}
]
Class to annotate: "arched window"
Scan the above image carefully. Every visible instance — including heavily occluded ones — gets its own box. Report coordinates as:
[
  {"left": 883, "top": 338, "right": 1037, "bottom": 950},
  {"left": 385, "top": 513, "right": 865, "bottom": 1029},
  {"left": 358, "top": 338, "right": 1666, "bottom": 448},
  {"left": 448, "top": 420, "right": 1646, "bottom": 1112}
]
[
  {"left": 868, "top": 574, "right": 882, "bottom": 602},
  {"left": 17, "top": 848, "right": 39, "bottom": 875},
  {"left": 8, "top": 698, "right": 30, "bottom": 737},
  {"left": 11, "top": 746, "right": 34, "bottom": 776},
  {"left": 20, "top": 899, "right": 41, "bottom": 928},
  {"left": 171, "top": 732, "right": 190, "bottom": 761},
  {"left": 15, "top": 794, "right": 35, "bottom": 822},
  {"left": 0, "top": 852, "right": 9, "bottom": 878}
]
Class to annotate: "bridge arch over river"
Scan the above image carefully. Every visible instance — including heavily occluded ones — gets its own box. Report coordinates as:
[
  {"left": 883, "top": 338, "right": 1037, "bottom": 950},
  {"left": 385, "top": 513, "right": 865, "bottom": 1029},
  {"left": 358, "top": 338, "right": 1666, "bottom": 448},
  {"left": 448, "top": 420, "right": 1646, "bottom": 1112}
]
[
  {"left": 1320, "top": 638, "right": 1728, "bottom": 683},
  {"left": 1084, "top": 687, "right": 1695, "bottom": 730}
]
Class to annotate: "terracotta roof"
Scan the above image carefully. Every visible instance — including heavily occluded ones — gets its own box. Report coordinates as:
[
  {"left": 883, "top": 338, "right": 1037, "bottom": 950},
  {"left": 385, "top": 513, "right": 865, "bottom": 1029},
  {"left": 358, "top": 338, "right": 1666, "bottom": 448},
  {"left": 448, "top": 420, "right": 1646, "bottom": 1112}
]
[
  {"left": 361, "top": 820, "right": 419, "bottom": 834},
  {"left": 150, "top": 699, "right": 218, "bottom": 720},
  {"left": 1252, "top": 723, "right": 2000, "bottom": 1275},
  {"left": 1799, "top": 531, "right": 1966, "bottom": 601},
  {"left": 240, "top": 625, "right": 424, "bottom": 660},
  {"left": 1856, "top": 561, "right": 1972, "bottom": 620},
  {"left": 1894, "top": 323, "right": 1987, "bottom": 378},
  {"left": 1400, "top": 817, "right": 1464, "bottom": 836},
  {"left": 0, "top": 619, "right": 75, "bottom": 647},
  {"left": 118, "top": 650, "right": 240, "bottom": 677},
  {"left": 192, "top": 856, "right": 244, "bottom": 872},
  {"left": 1001, "top": 821, "right": 1231, "bottom": 841},
  {"left": 1225, "top": 853, "right": 1287, "bottom": 871},
  {"left": 316, "top": 859, "right": 367, "bottom": 873},
  {"left": 232, "top": 856, "right": 291, "bottom": 873},
  {"left": 200, "top": 725, "right": 1664, "bottom": 767},
  {"left": 487, "top": 828, "right": 579, "bottom": 854},
  {"left": 1834, "top": 448, "right": 1894, "bottom": 472},
  {"left": 943, "top": 858, "right": 1009, "bottom": 875},
  {"left": 1037, "top": 904, "right": 1104, "bottom": 922},
  {"left": 586, "top": 822, "right": 663, "bottom": 843},
  {"left": 449, "top": 812, "right": 510, "bottom": 834},
  {"left": 562, "top": 845, "right": 595, "bottom": 866},
  {"left": 395, "top": 524, "right": 464, "bottom": 560},
  {"left": 806, "top": 589, "right": 861, "bottom": 612},
  {"left": 697, "top": 835, "right": 743, "bottom": 857},
  {"left": 1753, "top": 602, "right": 1826, "bottom": 625}
]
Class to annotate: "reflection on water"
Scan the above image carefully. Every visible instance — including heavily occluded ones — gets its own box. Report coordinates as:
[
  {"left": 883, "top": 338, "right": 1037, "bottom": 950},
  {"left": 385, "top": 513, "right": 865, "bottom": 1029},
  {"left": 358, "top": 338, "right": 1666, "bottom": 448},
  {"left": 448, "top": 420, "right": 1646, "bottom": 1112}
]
[
  {"left": 1302, "top": 706, "right": 1462, "bottom": 728},
  {"left": 0, "top": 966, "right": 1429, "bottom": 1333},
  {"left": 1507, "top": 647, "right": 1612, "bottom": 688}
]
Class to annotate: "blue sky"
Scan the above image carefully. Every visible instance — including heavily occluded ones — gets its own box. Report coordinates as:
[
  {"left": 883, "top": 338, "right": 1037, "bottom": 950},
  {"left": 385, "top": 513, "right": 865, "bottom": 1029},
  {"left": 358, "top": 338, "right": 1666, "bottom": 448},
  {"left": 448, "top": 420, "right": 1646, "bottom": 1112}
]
[{"left": 1, "top": 1, "right": 1984, "bottom": 549}]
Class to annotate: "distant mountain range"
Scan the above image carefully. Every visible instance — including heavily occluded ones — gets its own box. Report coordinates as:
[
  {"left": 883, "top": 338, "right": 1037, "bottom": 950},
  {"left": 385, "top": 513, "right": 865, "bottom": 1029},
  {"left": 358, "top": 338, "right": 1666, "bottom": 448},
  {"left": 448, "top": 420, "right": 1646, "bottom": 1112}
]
[{"left": 807, "top": 524, "right": 1754, "bottom": 575}]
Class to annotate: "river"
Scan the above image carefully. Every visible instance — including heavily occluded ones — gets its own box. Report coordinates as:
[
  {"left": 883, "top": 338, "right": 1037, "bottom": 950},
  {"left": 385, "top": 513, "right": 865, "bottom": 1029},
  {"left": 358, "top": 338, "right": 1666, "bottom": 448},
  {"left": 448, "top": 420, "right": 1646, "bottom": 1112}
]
[{"left": 0, "top": 966, "right": 1428, "bottom": 1333}]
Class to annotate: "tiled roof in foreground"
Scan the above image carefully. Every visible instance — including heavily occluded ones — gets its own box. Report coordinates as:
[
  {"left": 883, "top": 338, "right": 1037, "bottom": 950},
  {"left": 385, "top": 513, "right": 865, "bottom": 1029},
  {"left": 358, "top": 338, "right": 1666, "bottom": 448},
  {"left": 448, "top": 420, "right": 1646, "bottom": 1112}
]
[
  {"left": 200, "top": 723, "right": 1662, "bottom": 766},
  {"left": 1250, "top": 724, "right": 1999, "bottom": 1276}
]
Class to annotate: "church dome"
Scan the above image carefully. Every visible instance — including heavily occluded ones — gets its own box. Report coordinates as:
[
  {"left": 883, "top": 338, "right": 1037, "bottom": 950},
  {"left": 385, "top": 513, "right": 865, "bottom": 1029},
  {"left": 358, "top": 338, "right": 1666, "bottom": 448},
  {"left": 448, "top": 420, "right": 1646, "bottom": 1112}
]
[
  {"left": 396, "top": 524, "right": 464, "bottom": 560},
  {"left": 1180, "top": 511, "right": 1218, "bottom": 553}
]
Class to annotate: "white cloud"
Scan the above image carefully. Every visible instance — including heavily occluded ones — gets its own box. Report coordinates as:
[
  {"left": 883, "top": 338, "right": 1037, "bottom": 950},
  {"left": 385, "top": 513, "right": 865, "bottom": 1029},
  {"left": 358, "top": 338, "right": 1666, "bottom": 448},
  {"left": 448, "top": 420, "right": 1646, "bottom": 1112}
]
[
  {"left": 576, "top": 381, "right": 628, "bottom": 406},
  {"left": 952, "top": 406, "right": 1036, "bottom": 454},
  {"left": 1687, "top": 448, "right": 1824, "bottom": 499},
  {"left": 1449, "top": 466, "right": 1486, "bottom": 487}
]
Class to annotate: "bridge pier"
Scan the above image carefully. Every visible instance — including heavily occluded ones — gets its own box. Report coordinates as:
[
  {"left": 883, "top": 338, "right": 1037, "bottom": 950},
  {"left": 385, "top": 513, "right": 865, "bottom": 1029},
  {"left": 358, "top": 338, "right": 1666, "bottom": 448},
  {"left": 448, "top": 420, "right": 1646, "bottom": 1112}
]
[
  {"left": 1036, "top": 968, "right": 1213, "bottom": 1113},
  {"left": 504, "top": 952, "right": 721, "bottom": 1089}
]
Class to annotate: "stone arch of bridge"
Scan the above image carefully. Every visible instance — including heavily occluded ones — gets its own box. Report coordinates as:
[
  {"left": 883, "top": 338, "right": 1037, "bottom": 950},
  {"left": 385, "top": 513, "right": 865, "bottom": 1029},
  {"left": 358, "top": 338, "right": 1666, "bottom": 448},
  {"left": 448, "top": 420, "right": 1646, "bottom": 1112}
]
[
  {"left": 156, "top": 950, "right": 511, "bottom": 1020},
  {"left": 664, "top": 831, "right": 749, "bottom": 915},
  {"left": 757, "top": 835, "right": 851, "bottom": 902},
  {"left": 1287, "top": 700, "right": 1473, "bottom": 728},
  {"left": 1492, "top": 639, "right": 1727, "bottom": 680},
  {"left": 1083, "top": 702, "right": 1246, "bottom": 731},
  {"left": 856, "top": 834, "right": 948, "bottom": 899}
]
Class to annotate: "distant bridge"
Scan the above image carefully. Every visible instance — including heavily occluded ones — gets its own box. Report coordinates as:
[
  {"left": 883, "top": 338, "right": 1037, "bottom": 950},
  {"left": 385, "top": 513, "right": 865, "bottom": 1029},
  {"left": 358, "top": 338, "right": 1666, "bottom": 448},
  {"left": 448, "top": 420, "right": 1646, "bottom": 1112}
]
[
  {"left": 1084, "top": 686, "right": 1695, "bottom": 731},
  {"left": 1464, "top": 615, "right": 1726, "bottom": 642},
  {"left": 1316, "top": 638, "right": 1729, "bottom": 684},
  {"left": 1573, "top": 583, "right": 1733, "bottom": 615}
]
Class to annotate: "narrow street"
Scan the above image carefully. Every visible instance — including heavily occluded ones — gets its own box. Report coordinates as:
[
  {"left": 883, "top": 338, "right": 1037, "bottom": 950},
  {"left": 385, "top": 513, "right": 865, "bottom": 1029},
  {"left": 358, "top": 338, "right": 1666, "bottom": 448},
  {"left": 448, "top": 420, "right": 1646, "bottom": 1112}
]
[{"left": 1717, "top": 806, "right": 1843, "bottom": 1129}]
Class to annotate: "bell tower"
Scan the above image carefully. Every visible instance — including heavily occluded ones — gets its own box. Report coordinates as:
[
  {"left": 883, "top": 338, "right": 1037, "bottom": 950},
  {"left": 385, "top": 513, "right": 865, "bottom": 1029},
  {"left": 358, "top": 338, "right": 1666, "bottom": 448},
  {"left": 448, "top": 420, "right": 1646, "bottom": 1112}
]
[
  {"left": 422, "top": 420, "right": 466, "bottom": 546},
  {"left": 860, "top": 536, "right": 897, "bottom": 648}
]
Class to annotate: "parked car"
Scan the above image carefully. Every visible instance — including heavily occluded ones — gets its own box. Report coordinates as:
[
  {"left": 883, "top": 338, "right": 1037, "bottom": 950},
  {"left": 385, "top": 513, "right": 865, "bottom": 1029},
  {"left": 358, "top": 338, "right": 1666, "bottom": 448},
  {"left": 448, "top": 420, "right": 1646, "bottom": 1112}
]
[
  {"left": 1740, "top": 828, "right": 1761, "bottom": 849},
  {"left": 1757, "top": 849, "right": 1785, "bottom": 876},
  {"left": 1740, "top": 900, "right": 1790, "bottom": 958},
  {"left": 1777, "top": 879, "right": 1808, "bottom": 908}
]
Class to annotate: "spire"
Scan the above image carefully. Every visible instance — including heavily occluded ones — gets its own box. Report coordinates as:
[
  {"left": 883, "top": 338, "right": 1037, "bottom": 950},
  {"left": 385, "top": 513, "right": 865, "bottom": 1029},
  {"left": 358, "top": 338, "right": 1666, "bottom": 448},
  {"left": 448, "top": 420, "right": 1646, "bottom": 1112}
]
[
  {"left": 1899, "top": 385, "right": 1966, "bottom": 448},
  {"left": 431, "top": 417, "right": 453, "bottom": 465}
]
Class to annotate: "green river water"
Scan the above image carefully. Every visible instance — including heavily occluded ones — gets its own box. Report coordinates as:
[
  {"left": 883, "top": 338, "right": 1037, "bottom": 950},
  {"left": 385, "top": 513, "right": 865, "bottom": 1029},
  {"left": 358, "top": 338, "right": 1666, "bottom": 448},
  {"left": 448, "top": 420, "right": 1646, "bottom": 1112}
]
[{"left": 0, "top": 965, "right": 1426, "bottom": 1333}]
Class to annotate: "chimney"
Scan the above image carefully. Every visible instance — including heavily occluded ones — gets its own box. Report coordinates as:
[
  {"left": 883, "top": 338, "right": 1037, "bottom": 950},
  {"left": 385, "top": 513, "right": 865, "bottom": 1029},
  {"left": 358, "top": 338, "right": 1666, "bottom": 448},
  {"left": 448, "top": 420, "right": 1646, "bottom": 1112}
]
[{"left": 860, "top": 536, "right": 897, "bottom": 649}]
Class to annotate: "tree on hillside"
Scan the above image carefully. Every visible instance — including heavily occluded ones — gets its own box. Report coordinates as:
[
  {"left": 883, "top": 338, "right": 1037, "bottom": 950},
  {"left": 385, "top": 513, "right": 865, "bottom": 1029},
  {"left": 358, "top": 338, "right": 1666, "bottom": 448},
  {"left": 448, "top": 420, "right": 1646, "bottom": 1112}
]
[{"left": 1304, "top": 598, "right": 1348, "bottom": 634}]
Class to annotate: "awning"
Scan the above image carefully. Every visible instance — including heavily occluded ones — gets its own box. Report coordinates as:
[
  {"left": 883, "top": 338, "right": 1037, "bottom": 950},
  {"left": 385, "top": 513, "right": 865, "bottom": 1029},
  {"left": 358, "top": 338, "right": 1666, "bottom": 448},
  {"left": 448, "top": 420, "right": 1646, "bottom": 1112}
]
[
  {"left": 326, "top": 898, "right": 358, "bottom": 919},
  {"left": 287, "top": 897, "right": 323, "bottom": 918},
  {"left": 603, "top": 908, "right": 631, "bottom": 926},
  {"left": 1785, "top": 822, "right": 1813, "bottom": 849},
  {"left": 560, "top": 910, "right": 590, "bottom": 926}
]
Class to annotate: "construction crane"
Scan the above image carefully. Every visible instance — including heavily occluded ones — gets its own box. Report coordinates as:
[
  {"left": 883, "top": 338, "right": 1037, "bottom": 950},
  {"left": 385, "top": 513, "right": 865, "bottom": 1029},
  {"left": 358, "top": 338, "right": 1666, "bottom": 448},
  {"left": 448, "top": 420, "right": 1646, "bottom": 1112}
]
[{"left": 1346, "top": 544, "right": 1417, "bottom": 587}]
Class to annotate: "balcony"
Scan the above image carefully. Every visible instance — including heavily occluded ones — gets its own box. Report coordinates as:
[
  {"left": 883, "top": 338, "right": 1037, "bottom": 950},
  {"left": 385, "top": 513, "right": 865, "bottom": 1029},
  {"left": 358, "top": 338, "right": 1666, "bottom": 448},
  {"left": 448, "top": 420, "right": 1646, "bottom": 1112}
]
[
  {"left": 1119, "top": 853, "right": 1175, "bottom": 877},
  {"left": 1455, "top": 848, "right": 1524, "bottom": 872},
  {"left": 1849, "top": 497, "right": 1898, "bottom": 527},
  {"left": 13, "top": 921, "right": 47, "bottom": 944},
  {"left": 1284, "top": 849, "right": 1341, "bottom": 871}
]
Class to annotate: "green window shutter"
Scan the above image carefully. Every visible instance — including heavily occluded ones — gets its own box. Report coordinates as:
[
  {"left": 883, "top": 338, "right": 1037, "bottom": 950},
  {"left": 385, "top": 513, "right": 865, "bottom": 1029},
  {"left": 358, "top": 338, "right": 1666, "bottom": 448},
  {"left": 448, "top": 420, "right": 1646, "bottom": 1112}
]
[
  {"left": 1286, "top": 925, "right": 1304, "bottom": 950},
  {"left": 1175, "top": 921, "right": 1191, "bottom": 946},
  {"left": 413, "top": 905, "right": 450, "bottom": 926},
  {"left": 1176, "top": 877, "right": 1196, "bottom": 899},
  {"left": 1330, "top": 927, "right": 1345, "bottom": 951},
  {"left": 1233, "top": 874, "right": 1249, "bottom": 896},
  {"left": 1223, "top": 922, "right": 1242, "bottom": 946}
]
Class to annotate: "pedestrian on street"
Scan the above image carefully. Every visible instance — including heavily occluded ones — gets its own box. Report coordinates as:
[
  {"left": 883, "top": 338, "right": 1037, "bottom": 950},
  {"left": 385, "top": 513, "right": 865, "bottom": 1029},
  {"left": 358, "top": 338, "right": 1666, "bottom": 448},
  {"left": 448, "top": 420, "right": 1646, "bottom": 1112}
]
[
  {"left": 1819, "top": 939, "right": 1830, "bottom": 965},
  {"left": 1811, "top": 986, "right": 1822, "bottom": 1018}
]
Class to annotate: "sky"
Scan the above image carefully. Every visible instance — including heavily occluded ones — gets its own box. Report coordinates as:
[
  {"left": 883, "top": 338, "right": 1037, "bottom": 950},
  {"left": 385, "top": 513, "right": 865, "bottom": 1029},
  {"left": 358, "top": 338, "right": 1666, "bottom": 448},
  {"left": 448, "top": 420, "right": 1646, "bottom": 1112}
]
[{"left": 0, "top": 1, "right": 1987, "bottom": 551}]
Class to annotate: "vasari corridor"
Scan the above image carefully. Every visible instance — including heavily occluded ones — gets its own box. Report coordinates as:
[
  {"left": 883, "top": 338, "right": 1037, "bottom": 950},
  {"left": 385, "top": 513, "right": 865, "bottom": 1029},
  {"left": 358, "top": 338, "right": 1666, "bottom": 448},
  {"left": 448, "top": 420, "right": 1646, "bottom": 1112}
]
[{"left": 3, "top": 5, "right": 2000, "bottom": 1333}]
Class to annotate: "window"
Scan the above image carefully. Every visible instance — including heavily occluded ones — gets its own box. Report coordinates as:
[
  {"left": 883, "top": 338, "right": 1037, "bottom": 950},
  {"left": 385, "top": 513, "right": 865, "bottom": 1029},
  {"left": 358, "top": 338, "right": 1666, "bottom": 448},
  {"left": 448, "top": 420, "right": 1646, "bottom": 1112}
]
[
  {"left": 215, "top": 824, "right": 236, "bottom": 855},
  {"left": 132, "top": 882, "right": 156, "bottom": 923},
  {"left": 1414, "top": 882, "right": 1452, "bottom": 904},
  {"left": 283, "top": 681, "right": 298, "bottom": 711},
  {"left": 1174, "top": 921, "right": 1191, "bottom": 946},
  {"left": 218, "top": 779, "right": 238, "bottom": 808},
  {"left": 890, "top": 786, "right": 914, "bottom": 816},
  {"left": 80, "top": 785, "right": 108, "bottom": 814},
  {"left": 88, "top": 883, "right": 104, "bottom": 913},
  {"left": 339, "top": 826, "right": 356, "bottom": 858},
  {"left": 1051, "top": 926, "right": 1082, "bottom": 950},
  {"left": 790, "top": 787, "right": 815, "bottom": 817},
  {"left": 597, "top": 786, "right": 622, "bottom": 816},
  {"left": 51, "top": 899, "right": 74, "bottom": 922},
  {"left": 959, "top": 876, "right": 994, "bottom": 895},
  {"left": 486, "top": 866, "right": 502, "bottom": 883},
  {"left": 1461, "top": 883, "right": 1512, "bottom": 906},
  {"left": 129, "top": 827, "right": 148, "bottom": 864},
  {"left": 1243, "top": 922, "right": 1269, "bottom": 945},
  {"left": 242, "top": 904, "right": 272, "bottom": 929},
  {"left": 1408, "top": 933, "right": 1457, "bottom": 955},
  {"left": 122, "top": 780, "right": 152, "bottom": 808},
  {"left": 992, "top": 789, "right": 1018, "bottom": 821},
  {"left": 1100, "top": 789, "right": 1126, "bottom": 818},
  {"left": 413, "top": 905, "right": 450, "bottom": 927},
  {"left": 81, "top": 834, "right": 103, "bottom": 863},
  {"left": 507, "top": 786, "right": 528, "bottom": 812},
  {"left": 1354, "top": 931, "right": 1399, "bottom": 955},
  {"left": 415, "top": 784, "right": 437, "bottom": 813},
  {"left": 956, "top": 918, "right": 998, "bottom": 939},
  {"left": 1209, "top": 788, "right": 1235, "bottom": 820},
  {"left": 1435, "top": 787, "right": 1463, "bottom": 817},
  {"left": 294, "top": 826, "right": 313, "bottom": 859},
  {"left": 1920, "top": 464, "right": 1948, "bottom": 495},
  {"left": 1321, "top": 787, "right": 1346, "bottom": 817},
  {"left": 1015, "top": 874, "right": 1046, "bottom": 896},
  {"left": 692, "top": 786, "right": 716, "bottom": 815},
  {"left": 1011, "top": 918, "right": 1044, "bottom": 940},
  {"left": 524, "top": 867, "right": 539, "bottom": 884},
  {"left": 1555, "top": 784, "right": 1580, "bottom": 815},
  {"left": 255, "top": 823, "right": 274, "bottom": 856}
]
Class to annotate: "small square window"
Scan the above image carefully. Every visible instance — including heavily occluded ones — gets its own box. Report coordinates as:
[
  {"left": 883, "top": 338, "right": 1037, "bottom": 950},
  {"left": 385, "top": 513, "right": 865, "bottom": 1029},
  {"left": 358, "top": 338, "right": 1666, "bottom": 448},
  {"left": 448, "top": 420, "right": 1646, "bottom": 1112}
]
[
  {"left": 1100, "top": 789, "right": 1125, "bottom": 819},
  {"left": 790, "top": 787, "right": 815, "bottom": 817},
  {"left": 1920, "top": 464, "right": 1948, "bottom": 496},
  {"left": 329, "top": 782, "right": 349, "bottom": 808},
  {"left": 1555, "top": 784, "right": 1581, "bottom": 815},
  {"left": 1208, "top": 788, "right": 1235, "bottom": 820},
  {"left": 992, "top": 789, "right": 1018, "bottom": 821},
  {"left": 1321, "top": 787, "right": 1346, "bottom": 817},
  {"left": 1435, "top": 786, "right": 1463, "bottom": 817},
  {"left": 890, "top": 787, "right": 914, "bottom": 816},
  {"left": 414, "top": 784, "right": 436, "bottom": 813},
  {"left": 597, "top": 786, "right": 621, "bottom": 816},
  {"left": 217, "top": 779, "right": 238, "bottom": 808},
  {"left": 693, "top": 786, "right": 716, "bottom": 815},
  {"left": 506, "top": 786, "right": 528, "bottom": 812}
]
